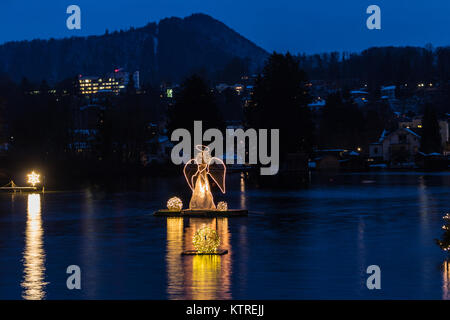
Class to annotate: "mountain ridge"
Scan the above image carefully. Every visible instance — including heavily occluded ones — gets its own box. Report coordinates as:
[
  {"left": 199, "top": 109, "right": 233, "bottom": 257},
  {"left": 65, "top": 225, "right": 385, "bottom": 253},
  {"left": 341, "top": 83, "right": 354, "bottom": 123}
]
[{"left": 0, "top": 13, "right": 269, "bottom": 85}]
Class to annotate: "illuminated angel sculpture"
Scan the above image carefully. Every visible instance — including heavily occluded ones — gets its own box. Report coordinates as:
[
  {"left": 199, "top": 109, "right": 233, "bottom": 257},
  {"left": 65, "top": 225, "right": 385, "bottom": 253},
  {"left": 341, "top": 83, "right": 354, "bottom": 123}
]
[{"left": 184, "top": 145, "right": 226, "bottom": 210}]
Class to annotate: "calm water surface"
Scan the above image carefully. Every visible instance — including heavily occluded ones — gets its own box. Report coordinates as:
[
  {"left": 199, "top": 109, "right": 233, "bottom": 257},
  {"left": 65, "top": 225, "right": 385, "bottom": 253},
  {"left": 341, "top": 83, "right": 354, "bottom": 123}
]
[{"left": 0, "top": 172, "right": 449, "bottom": 299}]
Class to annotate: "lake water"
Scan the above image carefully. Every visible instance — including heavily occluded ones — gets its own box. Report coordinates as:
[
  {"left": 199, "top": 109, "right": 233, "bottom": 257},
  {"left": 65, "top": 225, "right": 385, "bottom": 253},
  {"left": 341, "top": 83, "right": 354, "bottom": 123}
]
[{"left": 0, "top": 172, "right": 449, "bottom": 299}]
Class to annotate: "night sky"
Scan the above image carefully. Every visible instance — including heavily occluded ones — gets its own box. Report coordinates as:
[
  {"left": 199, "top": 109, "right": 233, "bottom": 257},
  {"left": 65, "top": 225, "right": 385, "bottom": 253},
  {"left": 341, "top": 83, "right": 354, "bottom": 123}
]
[{"left": 0, "top": 0, "right": 449, "bottom": 53}]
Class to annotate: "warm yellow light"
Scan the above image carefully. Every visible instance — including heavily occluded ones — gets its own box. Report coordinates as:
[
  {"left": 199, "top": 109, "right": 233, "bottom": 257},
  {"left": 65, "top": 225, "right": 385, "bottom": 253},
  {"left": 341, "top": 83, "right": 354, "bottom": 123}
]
[
  {"left": 27, "top": 171, "right": 40, "bottom": 187},
  {"left": 167, "top": 197, "right": 183, "bottom": 211},
  {"left": 22, "top": 193, "right": 47, "bottom": 300},
  {"left": 193, "top": 226, "right": 220, "bottom": 253},
  {"left": 183, "top": 145, "right": 226, "bottom": 210},
  {"left": 217, "top": 201, "right": 228, "bottom": 211}
]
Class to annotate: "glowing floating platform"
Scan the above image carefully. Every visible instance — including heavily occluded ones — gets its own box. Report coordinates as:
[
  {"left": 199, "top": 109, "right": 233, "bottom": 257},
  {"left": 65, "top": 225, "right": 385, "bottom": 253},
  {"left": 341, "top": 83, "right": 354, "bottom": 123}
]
[
  {"left": 0, "top": 181, "right": 42, "bottom": 193},
  {"left": 181, "top": 249, "right": 228, "bottom": 255},
  {"left": 153, "top": 209, "right": 248, "bottom": 217}
]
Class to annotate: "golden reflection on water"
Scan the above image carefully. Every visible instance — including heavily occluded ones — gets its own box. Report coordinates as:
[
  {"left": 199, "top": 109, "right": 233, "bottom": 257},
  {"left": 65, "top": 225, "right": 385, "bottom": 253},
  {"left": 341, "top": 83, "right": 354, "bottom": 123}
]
[
  {"left": 240, "top": 173, "right": 246, "bottom": 209},
  {"left": 21, "top": 194, "right": 47, "bottom": 300},
  {"left": 166, "top": 217, "right": 232, "bottom": 299},
  {"left": 191, "top": 255, "right": 223, "bottom": 300},
  {"left": 443, "top": 260, "right": 450, "bottom": 299},
  {"left": 166, "top": 217, "right": 184, "bottom": 298}
]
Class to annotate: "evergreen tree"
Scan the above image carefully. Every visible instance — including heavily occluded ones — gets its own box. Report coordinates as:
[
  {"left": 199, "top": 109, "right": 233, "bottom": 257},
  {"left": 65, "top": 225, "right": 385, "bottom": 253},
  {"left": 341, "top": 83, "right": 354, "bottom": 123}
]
[
  {"left": 319, "top": 91, "right": 364, "bottom": 149},
  {"left": 126, "top": 73, "right": 136, "bottom": 95},
  {"left": 167, "top": 75, "right": 224, "bottom": 135},
  {"left": 247, "top": 52, "right": 313, "bottom": 158},
  {"left": 19, "top": 77, "right": 33, "bottom": 94},
  {"left": 420, "top": 104, "right": 442, "bottom": 154},
  {"left": 215, "top": 87, "right": 244, "bottom": 122},
  {"left": 216, "top": 57, "right": 249, "bottom": 83}
]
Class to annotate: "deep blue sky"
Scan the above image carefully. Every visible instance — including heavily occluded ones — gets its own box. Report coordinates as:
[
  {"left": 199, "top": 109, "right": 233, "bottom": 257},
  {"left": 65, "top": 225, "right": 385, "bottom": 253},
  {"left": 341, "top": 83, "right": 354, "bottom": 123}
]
[{"left": 0, "top": 0, "right": 449, "bottom": 53}]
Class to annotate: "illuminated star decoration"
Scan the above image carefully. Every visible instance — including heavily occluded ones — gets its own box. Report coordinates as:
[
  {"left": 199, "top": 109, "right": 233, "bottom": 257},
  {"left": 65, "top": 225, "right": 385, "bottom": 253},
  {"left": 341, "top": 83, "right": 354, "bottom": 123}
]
[{"left": 27, "top": 171, "right": 40, "bottom": 187}]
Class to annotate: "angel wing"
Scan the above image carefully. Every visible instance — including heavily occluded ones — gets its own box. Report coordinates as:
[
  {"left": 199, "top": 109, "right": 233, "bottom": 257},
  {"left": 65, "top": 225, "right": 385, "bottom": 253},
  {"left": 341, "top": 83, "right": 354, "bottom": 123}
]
[
  {"left": 183, "top": 158, "right": 199, "bottom": 191},
  {"left": 207, "top": 157, "right": 226, "bottom": 193}
]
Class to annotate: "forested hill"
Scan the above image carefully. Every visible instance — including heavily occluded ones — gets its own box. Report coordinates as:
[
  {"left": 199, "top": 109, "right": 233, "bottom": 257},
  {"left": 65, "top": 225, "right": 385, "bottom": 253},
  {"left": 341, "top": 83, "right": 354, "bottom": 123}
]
[
  {"left": 0, "top": 13, "right": 269, "bottom": 85},
  {"left": 297, "top": 46, "right": 450, "bottom": 86}
]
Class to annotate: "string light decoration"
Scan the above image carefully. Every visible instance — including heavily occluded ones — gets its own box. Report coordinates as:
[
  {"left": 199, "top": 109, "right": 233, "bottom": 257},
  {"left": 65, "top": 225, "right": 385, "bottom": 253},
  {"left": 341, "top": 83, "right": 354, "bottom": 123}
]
[
  {"left": 27, "top": 171, "right": 40, "bottom": 187},
  {"left": 436, "top": 213, "right": 450, "bottom": 251},
  {"left": 156, "top": 144, "right": 248, "bottom": 217},
  {"left": 167, "top": 197, "right": 183, "bottom": 211},
  {"left": 217, "top": 201, "right": 228, "bottom": 211},
  {"left": 184, "top": 145, "right": 226, "bottom": 210},
  {"left": 193, "top": 226, "right": 220, "bottom": 253}
]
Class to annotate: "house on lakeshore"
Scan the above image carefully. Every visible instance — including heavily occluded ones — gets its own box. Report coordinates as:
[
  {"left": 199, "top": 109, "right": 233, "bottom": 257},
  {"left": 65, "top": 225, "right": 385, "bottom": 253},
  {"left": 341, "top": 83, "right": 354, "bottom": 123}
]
[
  {"left": 369, "top": 127, "right": 421, "bottom": 167},
  {"left": 349, "top": 90, "right": 368, "bottom": 106},
  {"left": 380, "top": 85, "right": 396, "bottom": 100},
  {"left": 398, "top": 116, "right": 449, "bottom": 148}
]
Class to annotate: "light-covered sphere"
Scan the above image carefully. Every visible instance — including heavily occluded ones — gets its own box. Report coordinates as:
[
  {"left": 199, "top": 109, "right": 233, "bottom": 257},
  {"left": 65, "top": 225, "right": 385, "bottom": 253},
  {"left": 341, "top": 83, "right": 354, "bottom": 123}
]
[
  {"left": 167, "top": 197, "right": 183, "bottom": 211},
  {"left": 217, "top": 201, "right": 228, "bottom": 211},
  {"left": 193, "top": 226, "right": 220, "bottom": 253}
]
